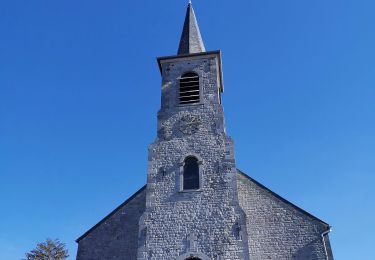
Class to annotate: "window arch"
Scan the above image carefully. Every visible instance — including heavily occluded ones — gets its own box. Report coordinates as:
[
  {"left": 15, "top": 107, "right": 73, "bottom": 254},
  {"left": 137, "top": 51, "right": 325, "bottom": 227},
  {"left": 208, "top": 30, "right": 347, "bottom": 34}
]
[
  {"left": 177, "top": 251, "right": 209, "bottom": 260},
  {"left": 183, "top": 156, "right": 200, "bottom": 190},
  {"left": 179, "top": 72, "right": 200, "bottom": 104}
]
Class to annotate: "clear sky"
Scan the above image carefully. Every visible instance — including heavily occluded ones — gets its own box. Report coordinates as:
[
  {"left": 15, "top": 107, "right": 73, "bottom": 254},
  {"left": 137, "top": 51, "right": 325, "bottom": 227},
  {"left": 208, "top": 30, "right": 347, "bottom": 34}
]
[{"left": 0, "top": 0, "right": 374, "bottom": 259}]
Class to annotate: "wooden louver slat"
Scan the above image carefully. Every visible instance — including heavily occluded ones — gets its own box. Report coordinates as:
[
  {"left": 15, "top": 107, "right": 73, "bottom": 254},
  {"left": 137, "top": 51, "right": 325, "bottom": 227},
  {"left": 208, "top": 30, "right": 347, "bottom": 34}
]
[{"left": 179, "top": 72, "right": 200, "bottom": 104}]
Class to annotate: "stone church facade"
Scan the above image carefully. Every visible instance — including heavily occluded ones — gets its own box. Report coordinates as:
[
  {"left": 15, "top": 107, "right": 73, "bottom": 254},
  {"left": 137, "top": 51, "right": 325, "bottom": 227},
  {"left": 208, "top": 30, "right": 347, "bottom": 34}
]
[{"left": 76, "top": 3, "right": 334, "bottom": 260}]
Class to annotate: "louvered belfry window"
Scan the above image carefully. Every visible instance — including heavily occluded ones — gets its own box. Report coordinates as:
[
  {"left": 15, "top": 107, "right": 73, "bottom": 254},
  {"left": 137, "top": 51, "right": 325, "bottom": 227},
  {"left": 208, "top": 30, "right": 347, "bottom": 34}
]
[{"left": 179, "top": 72, "right": 200, "bottom": 104}]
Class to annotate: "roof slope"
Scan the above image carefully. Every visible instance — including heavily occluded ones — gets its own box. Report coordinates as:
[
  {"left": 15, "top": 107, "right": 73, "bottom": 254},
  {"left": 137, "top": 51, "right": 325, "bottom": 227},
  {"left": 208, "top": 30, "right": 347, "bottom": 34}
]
[
  {"left": 76, "top": 185, "right": 146, "bottom": 243},
  {"left": 237, "top": 169, "right": 330, "bottom": 227},
  {"left": 177, "top": 2, "right": 206, "bottom": 55},
  {"left": 77, "top": 171, "right": 329, "bottom": 243}
]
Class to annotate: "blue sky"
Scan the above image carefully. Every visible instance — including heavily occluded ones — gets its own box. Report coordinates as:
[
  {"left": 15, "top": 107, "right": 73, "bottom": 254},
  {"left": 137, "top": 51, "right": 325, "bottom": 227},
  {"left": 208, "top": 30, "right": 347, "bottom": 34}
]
[{"left": 0, "top": 0, "right": 374, "bottom": 259}]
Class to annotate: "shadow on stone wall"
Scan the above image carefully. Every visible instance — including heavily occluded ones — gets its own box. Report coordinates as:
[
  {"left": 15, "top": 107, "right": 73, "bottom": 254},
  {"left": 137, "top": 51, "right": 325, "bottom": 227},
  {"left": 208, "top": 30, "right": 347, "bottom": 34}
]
[{"left": 292, "top": 237, "right": 322, "bottom": 260}]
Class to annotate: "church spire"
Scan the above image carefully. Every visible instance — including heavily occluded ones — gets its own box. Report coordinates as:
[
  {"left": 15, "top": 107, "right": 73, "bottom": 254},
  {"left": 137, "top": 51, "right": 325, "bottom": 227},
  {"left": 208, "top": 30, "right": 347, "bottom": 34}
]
[{"left": 177, "top": 1, "right": 206, "bottom": 55}]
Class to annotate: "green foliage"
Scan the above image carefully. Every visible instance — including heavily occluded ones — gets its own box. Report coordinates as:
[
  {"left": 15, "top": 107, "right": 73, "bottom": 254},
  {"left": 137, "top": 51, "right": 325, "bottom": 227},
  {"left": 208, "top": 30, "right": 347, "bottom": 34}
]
[{"left": 24, "top": 238, "right": 69, "bottom": 260}]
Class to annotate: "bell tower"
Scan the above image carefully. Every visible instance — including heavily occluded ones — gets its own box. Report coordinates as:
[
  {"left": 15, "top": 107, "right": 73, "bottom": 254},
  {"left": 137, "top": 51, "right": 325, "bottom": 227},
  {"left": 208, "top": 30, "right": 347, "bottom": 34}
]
[{"left": 138, "top": 2, "right": 249, "bottom": 259}]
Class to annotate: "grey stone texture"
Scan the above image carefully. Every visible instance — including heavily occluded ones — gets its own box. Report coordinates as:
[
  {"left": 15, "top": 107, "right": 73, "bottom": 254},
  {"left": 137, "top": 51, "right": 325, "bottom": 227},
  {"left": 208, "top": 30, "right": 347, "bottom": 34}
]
[
  {"left": 76, "top": 187, "right": 146, "bottom": 260},
  {"left": 237, "top": 172, "right": 333, "bottom": 260},
  {"left": 137, "top": 52, "right": 249, "bottom": 259},
  {"left": 76, "top": 171, "right": 333, "bottom": 260}
]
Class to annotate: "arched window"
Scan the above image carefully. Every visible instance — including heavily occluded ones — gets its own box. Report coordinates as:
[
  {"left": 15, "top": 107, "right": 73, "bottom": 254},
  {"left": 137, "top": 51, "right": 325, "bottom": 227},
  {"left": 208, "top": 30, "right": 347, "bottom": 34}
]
[
  {"left": 183, "top": 157, "right": 200, "bottom": 190},
  {"left": 179, "top": 72, "right": 200, "bottom": 104}
]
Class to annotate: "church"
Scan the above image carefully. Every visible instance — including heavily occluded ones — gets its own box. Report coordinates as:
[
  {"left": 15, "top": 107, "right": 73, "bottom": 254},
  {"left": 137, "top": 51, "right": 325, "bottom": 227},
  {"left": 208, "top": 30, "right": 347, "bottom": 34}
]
[{"left": 76, "top": 3, "right": 334, "bottom": 260}]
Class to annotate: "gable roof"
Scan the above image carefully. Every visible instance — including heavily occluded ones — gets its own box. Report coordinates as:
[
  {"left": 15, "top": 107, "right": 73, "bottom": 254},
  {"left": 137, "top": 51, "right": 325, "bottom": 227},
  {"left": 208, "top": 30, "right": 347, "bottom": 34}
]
[
  {"left": 76, "top": 185, "right": 146, "bottom": 243},
  {"left": 77, "top": 171, "right": 330, "bottom": 243},
  {"left": 237, "top": 169, "right": 330, "bottom": 227}
]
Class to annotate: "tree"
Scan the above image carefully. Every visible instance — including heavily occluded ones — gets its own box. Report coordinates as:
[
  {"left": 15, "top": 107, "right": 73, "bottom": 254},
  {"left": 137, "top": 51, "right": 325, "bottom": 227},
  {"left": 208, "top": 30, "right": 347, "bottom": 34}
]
[{"left": 24, "top": 238, "right": 69, "bottom": 260}]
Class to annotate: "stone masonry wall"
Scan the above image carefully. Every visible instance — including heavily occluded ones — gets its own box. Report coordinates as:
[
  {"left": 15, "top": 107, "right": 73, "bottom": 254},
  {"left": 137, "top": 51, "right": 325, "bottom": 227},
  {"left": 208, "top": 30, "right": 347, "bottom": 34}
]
[
  {"left": 237, "top": 172, "right": 333, "bottom": 260},
  {"left": 76, "top": 188, "right": 146, "bottom": 260},
  {"left": 137, "top": 54, "right": 249, "bottom": 259}
]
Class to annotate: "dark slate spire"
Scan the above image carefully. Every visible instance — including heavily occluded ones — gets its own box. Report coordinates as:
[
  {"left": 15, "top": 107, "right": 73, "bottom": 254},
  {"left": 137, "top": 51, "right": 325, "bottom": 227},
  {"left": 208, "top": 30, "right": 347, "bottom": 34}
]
[{"left": 177, "top": 1, "right": 206, "bottom": 55}]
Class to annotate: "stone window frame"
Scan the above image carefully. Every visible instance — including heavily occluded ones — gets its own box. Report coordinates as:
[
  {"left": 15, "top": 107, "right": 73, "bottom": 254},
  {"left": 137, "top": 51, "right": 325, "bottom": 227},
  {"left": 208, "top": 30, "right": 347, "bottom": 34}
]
[
  {"left": 178, "top": 70, "right": 203, "bottom": 107},
  {"left": 179, "top": 154, "right": 203, "bottom": 192}
]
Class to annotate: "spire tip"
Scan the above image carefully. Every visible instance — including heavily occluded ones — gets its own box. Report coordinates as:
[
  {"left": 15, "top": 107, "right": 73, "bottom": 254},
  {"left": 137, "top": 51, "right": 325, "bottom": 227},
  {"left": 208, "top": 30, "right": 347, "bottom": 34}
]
[{"left": 177, "top": 0, "right": 205, "bottom": 55}]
